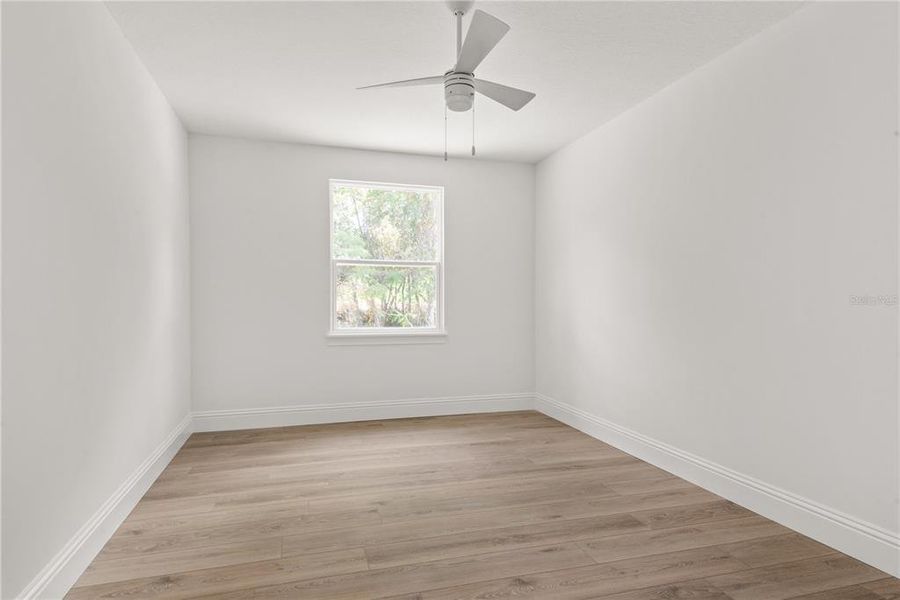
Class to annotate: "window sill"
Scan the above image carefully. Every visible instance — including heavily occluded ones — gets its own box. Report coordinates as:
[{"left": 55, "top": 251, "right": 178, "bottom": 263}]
[{"left": 326, "top": 331, "right": 448, "bottom": 346}]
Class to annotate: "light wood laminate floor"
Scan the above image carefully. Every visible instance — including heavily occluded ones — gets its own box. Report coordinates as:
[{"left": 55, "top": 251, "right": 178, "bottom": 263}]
[{"left": 67, "top": 411, "right": 899, "bottom": 599}]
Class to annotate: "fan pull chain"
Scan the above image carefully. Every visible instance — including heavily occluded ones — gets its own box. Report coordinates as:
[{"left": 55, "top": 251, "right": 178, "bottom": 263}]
[
  {"left": 444, "top": 103, "right": 448, "bottom": 162},
  {"left": 471, "top": 95, "right": 476, "bottom": 157}
]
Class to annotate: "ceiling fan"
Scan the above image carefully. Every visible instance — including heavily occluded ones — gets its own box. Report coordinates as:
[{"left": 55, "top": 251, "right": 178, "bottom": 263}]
[{"left": 358, "top": 1, "right": 535, "bottom": 158}]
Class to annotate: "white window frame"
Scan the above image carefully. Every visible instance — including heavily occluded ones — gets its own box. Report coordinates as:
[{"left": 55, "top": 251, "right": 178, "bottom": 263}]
[{"left": 328, "top": 179, "right": 446, "bottom": 344}]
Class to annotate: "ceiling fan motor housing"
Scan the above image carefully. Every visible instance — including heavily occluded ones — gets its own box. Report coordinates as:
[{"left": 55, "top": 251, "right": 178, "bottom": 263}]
[{"left": 444, "top": 71, "right": 474, "bottom": 112}]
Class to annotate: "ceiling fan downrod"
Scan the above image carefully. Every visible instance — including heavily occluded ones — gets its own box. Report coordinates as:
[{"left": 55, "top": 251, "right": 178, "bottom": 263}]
[{"left": 455, "top": 8, "right": 463, "bottom": 55}]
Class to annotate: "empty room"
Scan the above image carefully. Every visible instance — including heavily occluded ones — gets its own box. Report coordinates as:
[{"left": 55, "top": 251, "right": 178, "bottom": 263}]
[{"left": 2, "top": 0, "right": 899, "bottom": 598}]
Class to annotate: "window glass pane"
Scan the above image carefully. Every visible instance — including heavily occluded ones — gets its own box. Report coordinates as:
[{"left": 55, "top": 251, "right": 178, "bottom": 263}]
[
  {"left": 332, "top": 184, "right": 440, "bottom": 261},
  {"left": 335, "top": 263, "right": 437, "bottom": 329}
]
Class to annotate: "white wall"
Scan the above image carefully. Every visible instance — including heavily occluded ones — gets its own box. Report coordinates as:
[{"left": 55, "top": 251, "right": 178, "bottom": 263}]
[
  {"left": 190, "top": 135, "right": 533, "bottom": 419},
  {"left": 2, "top": 3, "right": 191, "bottom": 597},
  {"left": 536, "top": 0, "right": 898, "bottom": 570}
]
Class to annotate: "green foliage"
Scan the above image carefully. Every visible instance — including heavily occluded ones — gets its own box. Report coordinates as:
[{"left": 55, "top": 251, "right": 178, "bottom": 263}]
[
  {"left": 336, "top": 265, "right": 436, "bottom": 328},
  {"left": 332, "top": 184, "right": 440, "bottom": 328},
  {"left": 332, "top": 185, "right": 439, "bottom": 261}
]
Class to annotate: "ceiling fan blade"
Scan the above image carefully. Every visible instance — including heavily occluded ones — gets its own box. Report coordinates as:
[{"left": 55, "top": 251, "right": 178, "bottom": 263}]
[
  {"left": 474, "top": 79, "right": 535, "bottom": 111},
  {"left": 455, "top": 10, "right": 510, "bottom": 74},
  {"left": 357, "top": 75, "right": 444, "bottom": 90}
]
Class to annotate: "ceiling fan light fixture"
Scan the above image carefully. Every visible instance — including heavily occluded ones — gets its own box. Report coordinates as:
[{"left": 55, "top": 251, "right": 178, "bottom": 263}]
[
  {"left": 445, "top": 72, "right": 475, "bottom": 112},
  {"left": 446, "top": 92, "right": 474, "bottom": 112}
]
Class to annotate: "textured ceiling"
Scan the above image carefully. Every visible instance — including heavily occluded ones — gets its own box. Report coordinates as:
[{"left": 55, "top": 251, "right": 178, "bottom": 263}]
[{"left": 106, "top": 1, "right": 801, "bottom": 163}]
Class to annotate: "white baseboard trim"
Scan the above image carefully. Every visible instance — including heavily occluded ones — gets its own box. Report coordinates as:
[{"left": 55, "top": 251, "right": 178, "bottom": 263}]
[
  {"left": 192, "top": 393, "right": 534, "bottom": 432},
  {"left": 534, "top": 393, "right": 900, "bottom": 578},
  {"left": 17, "top": 413, "right": 193, "bottom": 600}
]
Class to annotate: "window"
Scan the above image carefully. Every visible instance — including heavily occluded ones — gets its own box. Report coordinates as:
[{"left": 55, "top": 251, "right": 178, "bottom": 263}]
[{"left": 329, "top": 180, "right": 444, "bottom": 337}]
